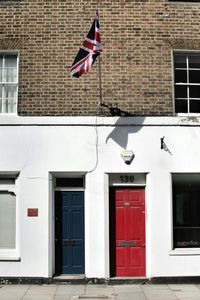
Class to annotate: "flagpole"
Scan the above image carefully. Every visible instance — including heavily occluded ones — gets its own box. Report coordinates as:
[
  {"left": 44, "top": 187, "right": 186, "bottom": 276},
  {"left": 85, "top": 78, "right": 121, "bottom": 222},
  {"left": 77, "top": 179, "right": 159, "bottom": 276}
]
[
  {"left": 96, "top": 8, "right": 103, "bottom": 114},
  {"left": 98, "top": 54, "right": 103, "bottom": 113}
]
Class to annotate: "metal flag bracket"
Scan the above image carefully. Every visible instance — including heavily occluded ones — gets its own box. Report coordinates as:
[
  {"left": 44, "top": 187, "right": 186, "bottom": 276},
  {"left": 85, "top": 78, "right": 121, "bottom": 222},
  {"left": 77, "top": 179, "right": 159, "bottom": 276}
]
[{"left": 98, "top": 101, "right": 120, "bottom": 116}]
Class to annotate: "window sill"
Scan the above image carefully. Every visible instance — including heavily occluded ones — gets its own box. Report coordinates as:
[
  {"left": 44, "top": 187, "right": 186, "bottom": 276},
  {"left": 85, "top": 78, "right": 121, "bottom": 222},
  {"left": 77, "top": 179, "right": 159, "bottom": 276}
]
[
  {"left": 0, "top": 249, "right": 20, "bottom": 261},
  {"left": 169, "top": 1, "right": 200, "bottom": 2},
  {"left": 170, "top": 248, "right": 200, "bottom": 256},
  {"left": 0, "top": 257, "right": 20, "bottom": 261},
  {"left": 0, "top": 113, "right": 17, "bottom": 115},
  {"left": 175, "top": 113, "right": 200, "bottom": 117}
]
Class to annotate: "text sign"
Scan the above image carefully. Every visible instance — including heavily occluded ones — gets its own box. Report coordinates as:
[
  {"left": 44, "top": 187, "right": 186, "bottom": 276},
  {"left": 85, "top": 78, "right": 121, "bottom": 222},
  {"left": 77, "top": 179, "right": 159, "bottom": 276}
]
[
  {"left": 120, "top": 175, "right": 134, "bottom": 183},
  {"left": 109, "top": 173, "right": 146, "bottom": 186},
  {"left": 27, "top": 208, "right": 38, "bottom": 217}
]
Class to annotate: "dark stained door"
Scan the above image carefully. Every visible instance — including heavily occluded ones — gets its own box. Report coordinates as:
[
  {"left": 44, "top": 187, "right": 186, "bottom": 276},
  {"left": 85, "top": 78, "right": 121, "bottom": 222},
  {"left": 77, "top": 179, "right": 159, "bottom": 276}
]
[
  {"left": 55, "top": 191, "right": 84, "bottom": 274},
  {"left": 110, "top": 188, "right": 146, "bottom": 276}
]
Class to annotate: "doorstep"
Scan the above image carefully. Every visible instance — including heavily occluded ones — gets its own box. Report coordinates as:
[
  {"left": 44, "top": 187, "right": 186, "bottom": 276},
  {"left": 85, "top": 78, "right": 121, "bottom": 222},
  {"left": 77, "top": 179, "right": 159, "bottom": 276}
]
[
  {"left": 109, "top": 276, "right": 148, "bottom": 285},
  {"left": 53, "top": 275, "right": 85, "bottom": 280}
]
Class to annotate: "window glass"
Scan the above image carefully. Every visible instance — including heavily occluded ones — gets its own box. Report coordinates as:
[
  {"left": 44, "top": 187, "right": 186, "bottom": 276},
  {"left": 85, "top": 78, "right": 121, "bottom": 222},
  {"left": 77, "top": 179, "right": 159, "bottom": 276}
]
[
  {"left": 174, "top": 55, "right": 186, "bottom": 68},
  {"left": 0, "top": 192, "right": 16, "bottom": 249},
  {"left": 2, "top": 86, "right": 17, "bottom": 113},
  {"left": 4, "top": 85, "right": 17, "bottom": 100},
  {"left": 190, "top": 86, "right": 200, "bottom": 98},
  {"left": 175, "top": 86, "right": 187, "bottom": 98},
  {"left": 56, "top": 177, "right": 84, "bottom": 188},
  {"left": 175, "top": 70, "right": 187, "bottom": 83},
  {"left": 189, "top": 56, "right": 200, "bottom": 69},
  {"left": 175, "top": 99, "right": 187, "bottom": 113},
  {"left": 190, "top": 100, "right": 200, "bottom": 113},
  {"left": 0, "top": 55, "right": 2, "bottom": 83},
  {"left": 4, "top": 54, "right": 17, "bottom": 68},
  {"left": 173, "top": 174, "right": 200, "bottom": 248},
  {"left": 189, "top": 70, "right": 200, "bottom": 83},
  {"left": 4, "top": 54, "right": 17, "bottom": 83}
]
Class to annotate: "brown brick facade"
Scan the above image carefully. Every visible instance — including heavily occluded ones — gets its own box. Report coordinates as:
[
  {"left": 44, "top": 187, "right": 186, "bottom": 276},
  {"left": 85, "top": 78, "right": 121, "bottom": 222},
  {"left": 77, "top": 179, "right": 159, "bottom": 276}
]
[{"left": 0, "top": 0, "right": 200, "bottom": 116}]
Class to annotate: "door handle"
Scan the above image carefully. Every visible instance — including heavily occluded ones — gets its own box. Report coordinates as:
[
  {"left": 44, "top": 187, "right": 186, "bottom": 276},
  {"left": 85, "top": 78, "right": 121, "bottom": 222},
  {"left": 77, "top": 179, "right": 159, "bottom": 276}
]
[
  {"left": 119, "top": 241, "right": 136, "bottom": 247},
  {"left": 63, "top": 239, "right": 76, "bottom": 246}
]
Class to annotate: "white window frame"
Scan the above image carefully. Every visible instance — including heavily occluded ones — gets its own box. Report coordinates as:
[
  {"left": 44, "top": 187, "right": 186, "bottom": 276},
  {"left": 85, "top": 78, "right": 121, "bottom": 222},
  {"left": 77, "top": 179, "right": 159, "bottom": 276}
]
[
  {"left": 0, "top": 174, "right": 20, "bottom": 260},
  {"left": 173, "top": 50, "right": 200, "bottom": 116},
  {"left": 0, "top": 51, "right": 19, "bottom": 115}
]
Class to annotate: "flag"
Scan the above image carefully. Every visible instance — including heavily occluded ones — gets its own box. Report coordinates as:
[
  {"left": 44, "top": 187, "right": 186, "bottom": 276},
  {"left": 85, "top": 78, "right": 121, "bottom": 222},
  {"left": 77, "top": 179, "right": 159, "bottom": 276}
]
[{"left": 70, "top": 13, "right": 102, "bottom": 78}]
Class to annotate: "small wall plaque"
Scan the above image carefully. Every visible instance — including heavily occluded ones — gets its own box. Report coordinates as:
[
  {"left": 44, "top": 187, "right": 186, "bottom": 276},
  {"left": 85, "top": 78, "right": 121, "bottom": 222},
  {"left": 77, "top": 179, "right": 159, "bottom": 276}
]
[{"left": 27, "top": 208, "right": 38, "bottom": 217}]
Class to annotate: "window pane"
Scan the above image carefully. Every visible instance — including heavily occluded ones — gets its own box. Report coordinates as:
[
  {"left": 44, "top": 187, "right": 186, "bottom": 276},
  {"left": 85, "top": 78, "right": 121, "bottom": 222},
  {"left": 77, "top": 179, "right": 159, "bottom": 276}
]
[
  {"left": 190, "top": 85, "right": 200, "bottom": 98},
  {"left": 175, "top": 99, "right": 187, "bottom": 113},
  {"left": 0, "top": 86, "right": 2, "bottom": 113},
  {"left": 175, "top": 85, "right": 187, "bottom": 98},
  {"left": 3, "top": 85, "right": 17, "bottom": 113},
  {"left": 174, "top": 192, "right": 190, "bottom": 226},
  {"left": 56, "top": 178, "right": 84, "bottom": 188},
  {"left": 0, "top": 55, "right": 2, "bottom": 83},
  {"left": 0, "top": 192, "right": 16, "bottom": 249},
  {"left": 189, "top": 70, "right": 200, "bottom": 83},
  {"left": 175, "top": 70, "right": 187, "bottom": 83},
  {"left": 174, "top": 55, "right": 186, "bottom": 68},
  {"left": 173, "top": 174, "right": 200, "bottom": 248},
  {"left": 174, "top": 228, "right": 200, "bottom": 248},
  {"left": 4, "top": 85, "right": 17, "bottom": 100},
  {"left": 190, "top": 100, "right": 200, "bottom": 113},
  {"left": 5, "top": 68, "right": 17, "bottom": 83},
  {"left": 4, "top": 54, "right": 17, "bottom": 68},
  {"left": 189, "top": 55, "right": 200, "bottom": 69},
  {"left": 3, "top": 54, "right": 17, "bottom": 83},
  {"left": 0, "top": 55, "right": 3, "bottom": 67}
]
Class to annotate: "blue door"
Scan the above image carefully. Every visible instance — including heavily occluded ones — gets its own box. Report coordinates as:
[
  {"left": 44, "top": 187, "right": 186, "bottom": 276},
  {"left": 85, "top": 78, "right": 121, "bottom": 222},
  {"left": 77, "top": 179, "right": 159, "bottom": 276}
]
[{"left": 55, "top": 191, "right": 85, "bottom": 274}]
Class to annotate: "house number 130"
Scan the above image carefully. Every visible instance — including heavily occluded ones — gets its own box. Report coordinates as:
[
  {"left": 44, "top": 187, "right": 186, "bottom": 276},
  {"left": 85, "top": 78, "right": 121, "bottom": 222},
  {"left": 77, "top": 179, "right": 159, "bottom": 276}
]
[{"left": 120, "top": 176, "right": 134, "bottom": 183}]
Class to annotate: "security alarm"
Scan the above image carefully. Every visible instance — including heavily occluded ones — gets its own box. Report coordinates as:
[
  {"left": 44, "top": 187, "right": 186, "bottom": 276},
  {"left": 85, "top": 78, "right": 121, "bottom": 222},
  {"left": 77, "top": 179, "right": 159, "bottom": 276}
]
[{"left": 121, "top": 150, "right": 135, "bottom": 165}]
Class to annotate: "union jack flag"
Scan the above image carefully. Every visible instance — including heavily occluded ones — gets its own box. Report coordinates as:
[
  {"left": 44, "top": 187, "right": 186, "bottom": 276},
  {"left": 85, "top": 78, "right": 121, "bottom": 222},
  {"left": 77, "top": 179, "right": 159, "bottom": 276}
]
[{"left": 70, "top": 13, "right": 102, "bottom": 78}]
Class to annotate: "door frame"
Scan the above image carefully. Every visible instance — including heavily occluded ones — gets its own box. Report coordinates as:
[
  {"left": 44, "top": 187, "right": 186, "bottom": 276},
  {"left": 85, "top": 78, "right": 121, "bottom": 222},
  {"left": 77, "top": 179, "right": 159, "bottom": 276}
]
[
  {"left": 109, "top": 185, "right": 146, "bottom": 277},
  {"left": 51, "top": 174, "right": 85, "bottom": 277}
]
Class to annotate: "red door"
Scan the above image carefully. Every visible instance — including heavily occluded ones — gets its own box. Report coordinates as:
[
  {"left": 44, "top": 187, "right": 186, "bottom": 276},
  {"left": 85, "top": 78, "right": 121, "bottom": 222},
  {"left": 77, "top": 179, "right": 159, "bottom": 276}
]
[{"left": 110, "top": 188, "right": 146, "bottom": 277}]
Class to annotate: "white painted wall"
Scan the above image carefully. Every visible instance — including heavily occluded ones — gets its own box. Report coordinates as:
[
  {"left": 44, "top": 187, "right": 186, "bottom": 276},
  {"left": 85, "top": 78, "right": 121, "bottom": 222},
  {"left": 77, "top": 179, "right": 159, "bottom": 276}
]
[{"left": 0, "top": 116, "right": 200, "bottom": 278}]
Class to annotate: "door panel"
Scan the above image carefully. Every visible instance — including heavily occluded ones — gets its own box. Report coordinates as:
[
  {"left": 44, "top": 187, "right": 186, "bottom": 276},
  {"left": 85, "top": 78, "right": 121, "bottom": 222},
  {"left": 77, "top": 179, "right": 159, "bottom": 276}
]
[
  {"left": 116, "top": 207, "right": 124, "bottom": 240},
  {"left": 55, "top": 191, "right": 84, "bottom": 275},
  {"left": 130, "top": 207, "right": 143, "bottom": 242},
  {"left": 110, "top": 187, "right": 146, "bottom": 277}
]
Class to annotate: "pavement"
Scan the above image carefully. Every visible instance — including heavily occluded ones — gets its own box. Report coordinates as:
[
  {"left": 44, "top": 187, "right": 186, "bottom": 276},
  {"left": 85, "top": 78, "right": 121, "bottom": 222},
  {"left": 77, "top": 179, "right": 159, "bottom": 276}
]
[{"left": 1, "top": 283, "right": 200, "bottom": 300}]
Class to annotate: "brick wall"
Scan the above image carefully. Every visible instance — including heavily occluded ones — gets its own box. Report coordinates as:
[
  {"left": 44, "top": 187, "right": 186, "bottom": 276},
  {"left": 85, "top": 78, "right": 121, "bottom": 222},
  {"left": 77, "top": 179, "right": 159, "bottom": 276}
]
[{"left": 0, "top": 0, "right": 200, "bottom": 116}]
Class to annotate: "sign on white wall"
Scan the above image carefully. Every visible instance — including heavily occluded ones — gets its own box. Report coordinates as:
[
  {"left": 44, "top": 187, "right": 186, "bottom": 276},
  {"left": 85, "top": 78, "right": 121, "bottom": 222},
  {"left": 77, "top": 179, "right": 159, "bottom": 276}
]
[{"left": 109, "top": 173, "right": 146, "bottom": 186}]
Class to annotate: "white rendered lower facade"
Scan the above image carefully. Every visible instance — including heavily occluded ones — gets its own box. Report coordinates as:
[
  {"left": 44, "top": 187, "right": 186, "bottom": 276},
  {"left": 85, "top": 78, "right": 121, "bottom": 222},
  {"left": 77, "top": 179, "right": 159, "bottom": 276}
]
[{"left": 0, "top": 116, "right": 199, "bottom": 279}]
